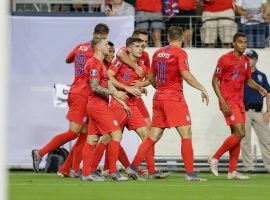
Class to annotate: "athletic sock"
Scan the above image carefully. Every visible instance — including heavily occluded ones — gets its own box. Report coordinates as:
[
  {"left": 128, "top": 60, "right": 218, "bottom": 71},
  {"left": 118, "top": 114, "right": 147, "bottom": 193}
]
[
  {"left": 213, "top": 134, "right": 239, "bottom": 160},
  {"left": 82, "top": 143, "right": 94, "bottom": 177},
  {"left": 145, "top": 145, "right": 156, "bottom": 174},
  {"left": 181, "top": 138, "right": 194, "bottom": 173},
  {"left": 132, "top": 137, "right": 155, "bottom": 168},
  {"left": 38, "top": 130, "right": 77, "bottom": 157},
  {"left": 229, "top": 142, "right": 240, "bottom": 173},
  {"left": 108, "top": 140, "right": 120, "bottom": 174},
  {"left": 72, "top": 132, "right": 87, "bottom": 172},
  {"left": 103, "top": 146, "right": 109, "bottom": 171},
  {"left": 90, "top": 142, "right": 106, "bottom": 173},
  {"left": 118, "top": 145, "right": 130, "bottom": 169}
]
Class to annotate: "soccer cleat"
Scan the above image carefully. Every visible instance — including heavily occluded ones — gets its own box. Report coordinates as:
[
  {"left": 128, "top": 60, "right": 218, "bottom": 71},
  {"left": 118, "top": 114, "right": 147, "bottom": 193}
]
[
  {"left": 109, "top": 172, "right": 128, "bottom": 181},
  {"left": 227, "top": 171, "right": 250, "bottom": 180},
  {"left": 57, "top": 170, "right": 70, "bottom": 178},
  {"left": 31, "top": 149, "right": 42, "bottom": 173},
  {"left": 148, "top": 170, "right": 171, "bottom": 179},
  {"left": 126, "top": 165, "right": 144, "bottom": 180},
  {"left": 81, "top": 171, "right": 104, "bottom": 181},
  {"left": 185, "top": 173, "right": 207, "bottom": 181},
  {"left": 138, "top": 169, "right": 148, "bottom": 177},
  {"left": 208, "top": 157, "right": 219, "bottom": 176},
  {"left": 69, "top": 170, "right": 81, "bottom": 178}
]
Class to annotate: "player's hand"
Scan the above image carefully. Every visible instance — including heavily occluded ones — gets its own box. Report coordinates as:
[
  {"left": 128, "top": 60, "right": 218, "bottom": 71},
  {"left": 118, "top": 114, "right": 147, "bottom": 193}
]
[
  {"left": 140, "top": 87, "right": 148, "bottom": 96},
  {"left": 113, "top": 91, "right": 129, "bottom": 101},
  {"left": 135, "top": 66, "right": 144, "bottom": 78},
  {"left": 258, "top": 86, "right": 268, "bottom": 97},
  {"left": 263, "top": 112, "right": 270, "bottom": 125},
  {"left": 131, "top": 80, "right": 143, "bottom": 88},
  {"left": 221, "top": 100, "right": 232, "bottom": 116},
  {"left": 123, "top": 104, "right": 131, "bottom": 117},
  {"left": 201, "top": 89, "right": 209, "bottom": 106},
  {"left": 125, "top": 86, "right": 142, "bottom": 97}
]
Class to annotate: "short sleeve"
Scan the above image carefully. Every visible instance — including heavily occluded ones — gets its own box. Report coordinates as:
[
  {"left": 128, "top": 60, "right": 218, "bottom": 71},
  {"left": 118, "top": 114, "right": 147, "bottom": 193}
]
[
  {"left": 177, "top": 52, "right": 190, "bottom": 72},
  {"left": 66, "top": 46, "right": 77, "bottom": 63},
  {"left": 150, "top": 52, "right": 158, "bottom": 74},
  {"left": 213, "top": 57, "right": 225, "bottom": 79},
  {"left": 110, "top": 59, "right": 122, "bottom": 74},
  {"left": 88, "top": 61, "right": 101, "bottom": 80},
  {"left": 144, "top": 52, "right": 151, "bottom": 74}
]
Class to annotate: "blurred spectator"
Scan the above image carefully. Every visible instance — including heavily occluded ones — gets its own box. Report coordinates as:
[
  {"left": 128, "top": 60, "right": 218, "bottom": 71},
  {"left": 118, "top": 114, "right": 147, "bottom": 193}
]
[
  {"left": 200, "top": 0, "right": 237, "bottom": 48},
  {"left": 135, "top": 0, "right": 164, "bottom": 47},
  {"left": 236, "top": 0, "right": 270, "bottom": 48},
  {"left": 106, "top": 0, "right": 135, "bottom": 16},
  {"left": 166, "top": 0, "right": 198, "bottom": 47}
]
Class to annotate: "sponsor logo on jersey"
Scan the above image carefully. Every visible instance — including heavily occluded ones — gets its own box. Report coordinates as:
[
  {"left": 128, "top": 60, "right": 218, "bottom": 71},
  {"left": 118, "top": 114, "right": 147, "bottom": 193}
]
[
  {"left": 113, "top": 120, "right": 118, "bottom": 126},
  {"left": 90, "top": 69, "right": 98, "bottom": 76},
  {"left": 230, "top": 115, "right": 235, "bottom": 121},
  {"left": 257, "top": 74, "right": 263, "bottom": 82},
  {"left": 157, "top": 52, "right": 170, "bottom": 59},
  {"left": 79, "top": 46, "right": 89, "bottom": 51},
  {"left": 215, "top": 67, "right": 221, "bottom": 74}
]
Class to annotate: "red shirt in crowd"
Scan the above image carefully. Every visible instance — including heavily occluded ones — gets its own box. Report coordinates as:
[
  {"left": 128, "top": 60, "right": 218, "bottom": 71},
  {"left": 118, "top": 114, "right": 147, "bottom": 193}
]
[
  {"left": 151, "top": 45, "right": 190, "bottom": 102},
  {"left": 213, "top": 51, "right": 251, "bottom": 111},
  {"left": 136, "top": 0, "right": 162, "bottom": 13},
  {"left": 203, "top": 0, "right": 234, "bottom": 12},
  {"left": 66, "top": 42, "right": 94, "bottom": 97},
  {"left": 178, "top": 0, "right": 197, "bottom": 11}
]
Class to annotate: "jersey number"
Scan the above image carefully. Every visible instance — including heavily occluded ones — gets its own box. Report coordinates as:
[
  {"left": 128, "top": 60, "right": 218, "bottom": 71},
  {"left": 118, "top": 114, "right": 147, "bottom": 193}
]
[
  {"left": 157, "top": 61, "right": 166, "bottom": 83},
  {"left": 75, "top": 54, "right": 85, "bottom": 75}
]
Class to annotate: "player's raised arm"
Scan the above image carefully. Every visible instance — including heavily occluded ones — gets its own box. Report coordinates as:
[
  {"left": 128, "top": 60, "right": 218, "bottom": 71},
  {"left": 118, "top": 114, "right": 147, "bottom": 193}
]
[{"left": 181, "top": 71, "right": 209, "bottom": 105}]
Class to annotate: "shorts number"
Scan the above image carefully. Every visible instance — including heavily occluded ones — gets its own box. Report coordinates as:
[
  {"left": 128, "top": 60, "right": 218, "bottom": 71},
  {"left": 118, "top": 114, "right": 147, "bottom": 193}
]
[
  {"left": 157, "top": 61, "right": 166, "bottom": 83},
  {"left": 75, "top": 54, "right": 85, "bottom": 75}
]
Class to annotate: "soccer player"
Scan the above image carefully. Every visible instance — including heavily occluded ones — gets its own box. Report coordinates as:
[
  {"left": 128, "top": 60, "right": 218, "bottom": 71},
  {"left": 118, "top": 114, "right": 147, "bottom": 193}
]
[
  {"left": 209, "top": 32, "right": 268, "bottom": 179},
  {"left": 57, "top": 40, "right": 116, "bottom": 178},
  {"left": 81, "top": 38, "right": 129, "bottom": 181},
  {"left": 126, "top": 26, "right": 209, "bottom": 181},
  {"left": 31, "top": 23, "right": 109, "bottom": 174}
]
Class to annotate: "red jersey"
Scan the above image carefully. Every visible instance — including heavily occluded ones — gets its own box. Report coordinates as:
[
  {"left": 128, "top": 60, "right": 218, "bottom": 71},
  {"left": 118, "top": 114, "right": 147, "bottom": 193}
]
[
  {"left": 151, "top": 45, "right": 190, "bottom": 101},
  {"left": 213, "top": 51, "right": 251, "bottom": 110},
  {"left": 178, "top": 0, "right": 197, "bottom": 10},
  {"left": 67, "top": 42, "right": 94, "bottom": 97},
  {"left": 136, "top": 0, "right": 162, "bottom": 13},
  {"left": 110, "top": 58, "right": 147, "bottom": 104},
  {"left": 203, "top": 0, "right": 233, "bottom": 12},
  {"left": 85, "top": 57, "right": 110, "bottom": 104}
]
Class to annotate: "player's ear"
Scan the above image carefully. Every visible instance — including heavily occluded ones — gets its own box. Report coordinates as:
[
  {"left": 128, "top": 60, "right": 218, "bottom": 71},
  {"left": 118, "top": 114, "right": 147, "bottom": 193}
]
[
  {"left": 167, "top": 36, "right": 170, "bottom": 43},
  {"left": 126, "top": 46, "right": 131, "bottom": 53}
]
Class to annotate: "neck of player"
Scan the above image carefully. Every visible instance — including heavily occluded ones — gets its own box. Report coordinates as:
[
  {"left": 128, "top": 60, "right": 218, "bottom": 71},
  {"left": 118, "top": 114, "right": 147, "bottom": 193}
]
[
  {"left": 94, "top": 51, "right": 105, "bottom": 62},
  {"left": 169, "top": 41, "right": 182, "bottom": 48},
  {"left": 233, "top": 49, "right": 244, "bottom": 59}
]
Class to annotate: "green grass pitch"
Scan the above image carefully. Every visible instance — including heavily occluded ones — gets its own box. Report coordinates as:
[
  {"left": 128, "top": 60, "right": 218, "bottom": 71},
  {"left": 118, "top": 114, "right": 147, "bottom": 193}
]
[{"left": 9, "top": 172, "right": 270, "bottom": 200}]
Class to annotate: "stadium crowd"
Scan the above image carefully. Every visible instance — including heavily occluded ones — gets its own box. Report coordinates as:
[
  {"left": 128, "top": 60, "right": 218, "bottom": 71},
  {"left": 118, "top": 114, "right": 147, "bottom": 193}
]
[{"left": 14, "top": 0, "right": 270, "bottom": 48}]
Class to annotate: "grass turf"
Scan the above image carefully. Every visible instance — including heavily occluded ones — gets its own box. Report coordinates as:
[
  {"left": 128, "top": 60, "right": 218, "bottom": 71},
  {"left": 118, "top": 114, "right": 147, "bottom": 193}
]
[{"left": 9, "top": 172, "right": 270, "bottom": 200}]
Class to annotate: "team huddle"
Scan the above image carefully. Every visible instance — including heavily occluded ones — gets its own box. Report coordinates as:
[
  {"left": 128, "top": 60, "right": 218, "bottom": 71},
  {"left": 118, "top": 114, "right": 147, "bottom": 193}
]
[{"left": 32, "top": 23, "right": 267, "bottom": 181}]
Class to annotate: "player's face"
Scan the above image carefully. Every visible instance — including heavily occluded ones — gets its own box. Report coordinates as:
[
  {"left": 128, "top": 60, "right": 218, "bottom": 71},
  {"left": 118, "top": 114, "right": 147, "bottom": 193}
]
[
  {"left": 137, "top": 34, "right": 148, "bottom": 50},
  {"left": 99, "top": 40, "right": 110, "bottom": 56},
  {"left": 130, "top": 42, "right": 143, "bottom": 58},
  {"left": 104, "top": 46, "right": 115, "bottom": 63},
  {"left": 93, "top": 33, "right": 108, "bottom": 40},
  {"left": 248, "top": 57, "right": 257, "bottom": 68},
  {"left": 233, "top": 36, "right": 247, "bottom": 54}
]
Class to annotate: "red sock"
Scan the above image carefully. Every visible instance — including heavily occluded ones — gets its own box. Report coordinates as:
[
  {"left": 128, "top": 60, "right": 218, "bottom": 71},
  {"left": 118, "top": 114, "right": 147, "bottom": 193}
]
[
  {"left": 118, "top": 145, "right": 130, "bottom": 169},
  {"left": 58, "top": 145, "right": 74, "bottom": 173},
  {"left": 38, "top": 130, "right": 77, "bottom": 157},
  {"left": 108, "top": 140, "right": 120, "bottom": 174},
  {"left": 72, "top": 133, "right": 87, "bottom": 172},
  {"left": 229, "top": 142, "right": 240, "bottom": 172},
  {"left": 82, "top": 143, "right": 94, "bottom": 176},
  {"left": 132, "top": 137, "right": 155, "bottom": 168},
  {"left": 103, "top": 146, "right": 109, "bottom": 171},
  {"left": 90, "top": 142, "right": 106, "bottom": 173},
  {"left": 213, "top": 134, "right": 239, "bottom": 160},
  {"left": 145, "top": 145, "right": 156, "bottom": 174},
  {"left": 181, "top": 138, "right": 194, "bottom": 173}
]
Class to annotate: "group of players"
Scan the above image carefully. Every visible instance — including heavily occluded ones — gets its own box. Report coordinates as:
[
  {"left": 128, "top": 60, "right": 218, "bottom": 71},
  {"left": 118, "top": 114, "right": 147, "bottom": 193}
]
[{"left": 32, "top": 23, "right": 268, "bottom": 181}]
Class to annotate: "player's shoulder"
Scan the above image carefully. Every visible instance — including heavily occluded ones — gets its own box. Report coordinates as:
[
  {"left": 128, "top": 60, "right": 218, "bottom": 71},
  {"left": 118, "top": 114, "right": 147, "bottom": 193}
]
[
  {"left": 219, "top": 51, "right": 234, "bottom": 61},
  {"left": 142, "top": 50, "right": 150, "bottom": 58}
]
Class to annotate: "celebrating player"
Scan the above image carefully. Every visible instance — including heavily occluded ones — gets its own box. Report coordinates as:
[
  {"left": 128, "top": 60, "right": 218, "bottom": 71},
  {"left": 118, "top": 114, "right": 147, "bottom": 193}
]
[
  {"left": 31, "top": 23, "right": 109, "bottom": 174},
  {"left": 209, "top": 32, "right": 268, "bottom": 179},
  {"left": 126, "top": 26, "right": 209, "bottom": 181}
]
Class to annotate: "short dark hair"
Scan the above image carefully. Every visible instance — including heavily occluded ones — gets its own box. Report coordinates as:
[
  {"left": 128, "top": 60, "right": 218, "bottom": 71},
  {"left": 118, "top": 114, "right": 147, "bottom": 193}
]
[
  {"left": 126, "top": 37, "right": 143, "bottom": 47},
  {"left": 168, "top": 26, "right": 184, "bottom": 41},
  {"left": 233, "top": 32, "right": 247, "bottom": 42},
  {"left": 132, "top": 29, "right": 148, "bottom": 37},
  {"left": 91, "top": 38, "right": 105, "bottom": 49},
  {"left": 108, "top": 41, "right": 114, "bottom": 47},
  {"left": 94, "top": 23, "right": 109, "bottom": 34}
]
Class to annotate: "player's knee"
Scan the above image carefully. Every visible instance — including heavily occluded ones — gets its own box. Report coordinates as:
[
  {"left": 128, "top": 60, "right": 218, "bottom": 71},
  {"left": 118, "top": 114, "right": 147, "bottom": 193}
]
[
  {"left": 110, "top": 130, "right": 122, "bottom": 141},
  {"left": 235, "top": 129, "right": 246, "bottom": 139},
  {"left": 100, "top": 134, "right": 111, "bottom": 144}
]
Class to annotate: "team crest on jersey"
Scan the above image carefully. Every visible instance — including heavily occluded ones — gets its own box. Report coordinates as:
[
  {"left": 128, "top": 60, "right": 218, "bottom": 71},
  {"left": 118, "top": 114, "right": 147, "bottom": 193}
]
[
  {"left": 215, "top": 67, "right": 221, "bottom": 74},
  {"left": 230, "top": 115, "right": 235, "bottom": 121},
  {"left": 186, "top": 115, "right": 191, "bottom": 122},
  {"left": 232, "top": 71, "right": 239, "bottom": 80},
  {"left": 113, "top": 120, "right": 118, "bottom": 126},
  {"left": 90, "top": 69, "right": 98, "bottom": 76},
  {"left": 257, "top": 74, "right": 263, "bottom": 82}
]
